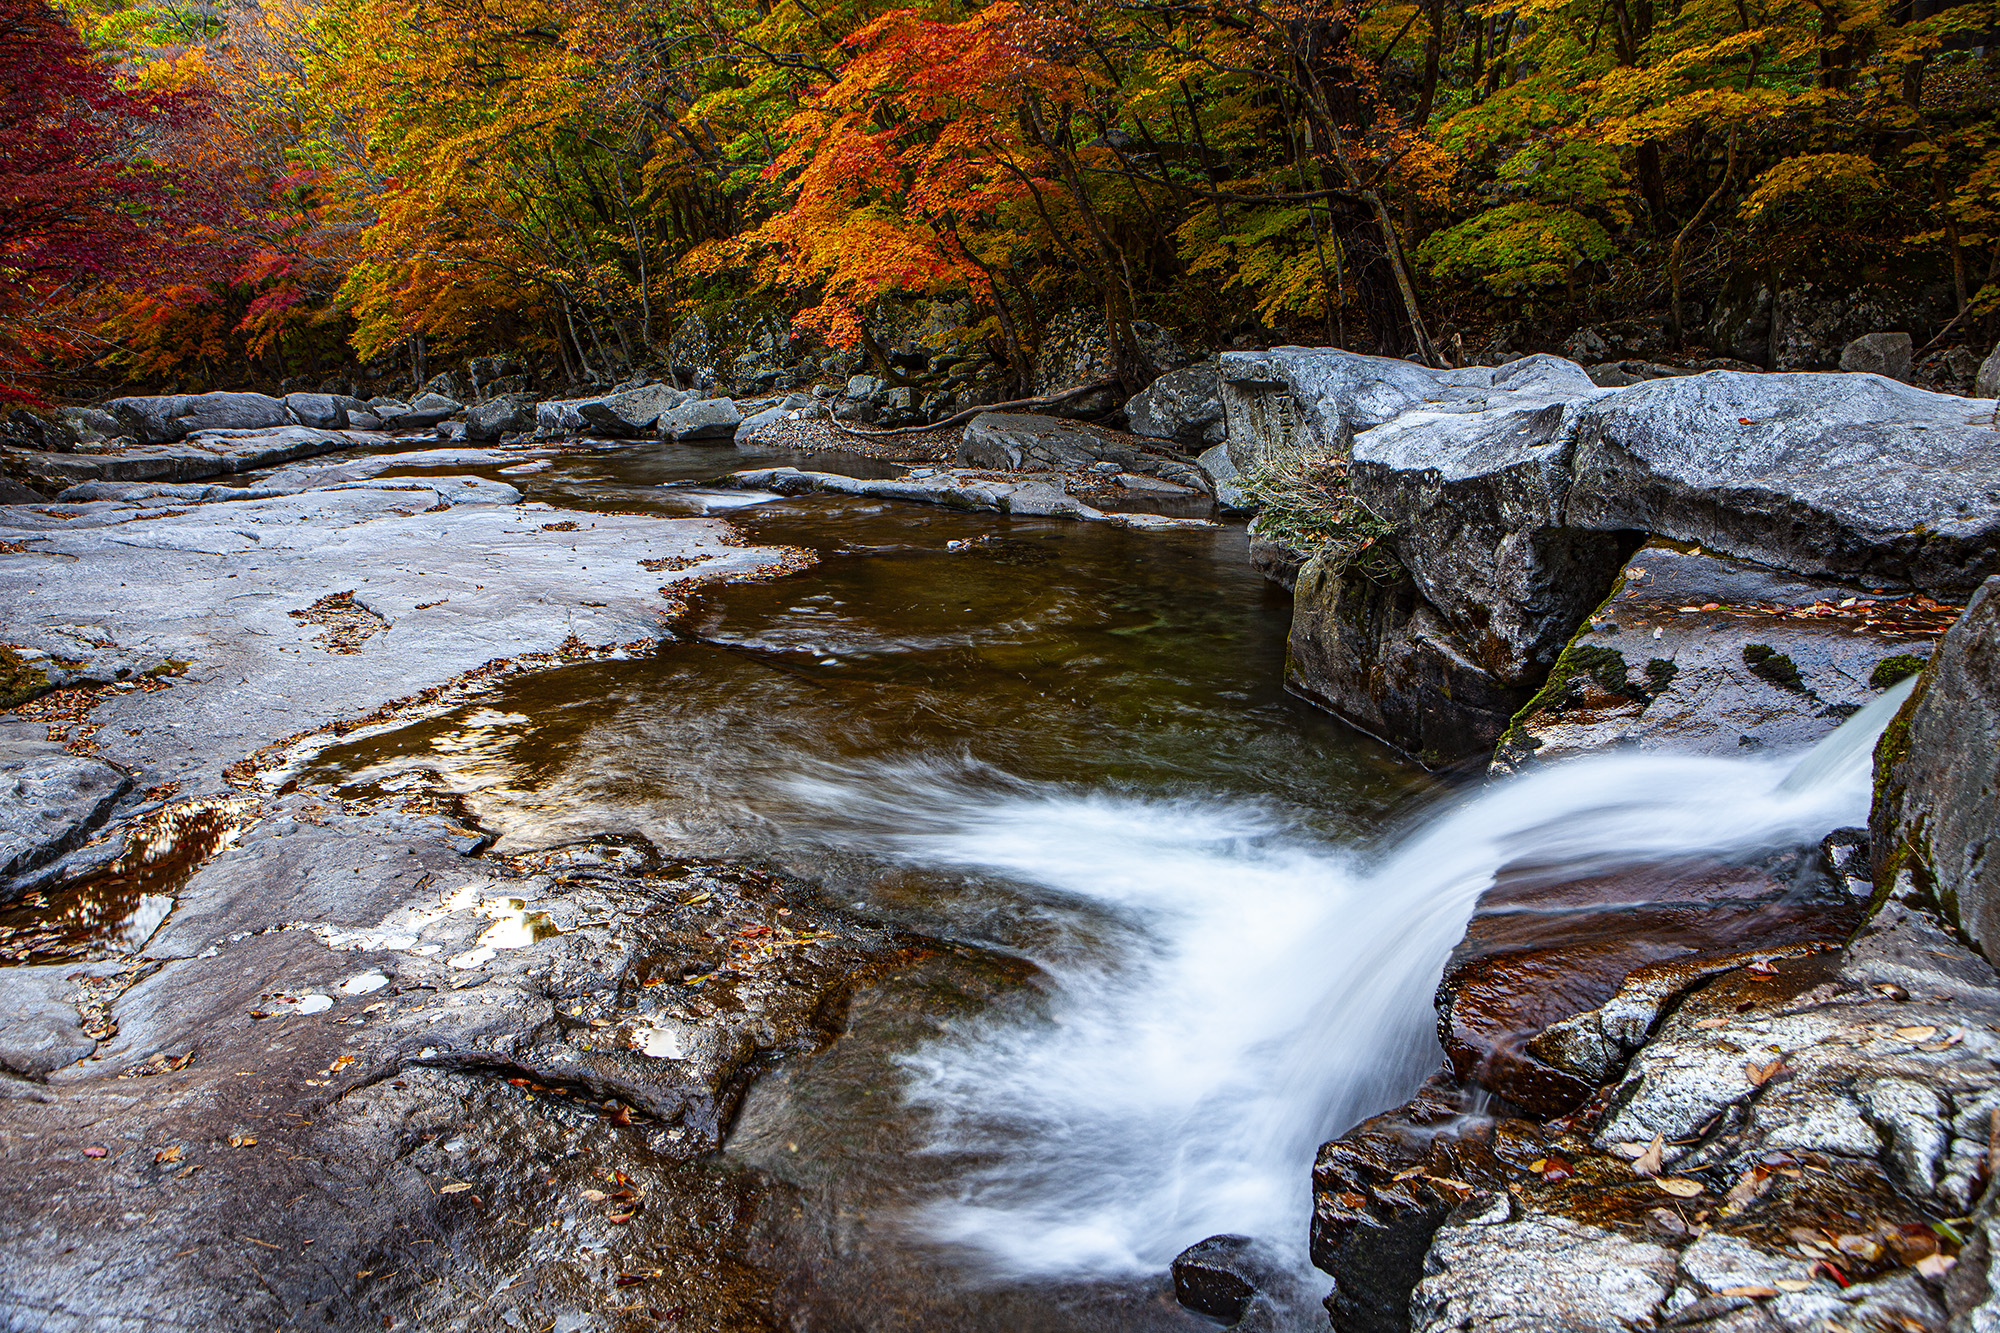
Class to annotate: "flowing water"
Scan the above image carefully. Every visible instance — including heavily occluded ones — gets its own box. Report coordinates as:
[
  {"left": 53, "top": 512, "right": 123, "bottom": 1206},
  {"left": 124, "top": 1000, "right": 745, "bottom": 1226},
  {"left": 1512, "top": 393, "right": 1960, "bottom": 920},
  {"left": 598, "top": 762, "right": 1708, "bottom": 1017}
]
[{"left": 291, "top": 437, "right": 1896, "bottom": 1330}]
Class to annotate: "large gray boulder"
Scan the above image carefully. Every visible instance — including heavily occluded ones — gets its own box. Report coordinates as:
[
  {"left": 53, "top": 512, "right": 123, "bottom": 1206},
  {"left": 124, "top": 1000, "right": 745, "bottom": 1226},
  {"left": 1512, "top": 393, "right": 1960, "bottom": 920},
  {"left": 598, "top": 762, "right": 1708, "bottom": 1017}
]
[
  {"left": 465, "top": 394, "right": 535, "bottom": 442},
  {"left": 1978, "top": 342, "right": 2000, "bottom": 399},
  {"left": 1125, "top": 364, "right": 1224, "bottom": 450},
  {"left": 659, "top": 396, "right": 741, "bottom": 441},
  {"left": 1873, "top": 577, "right": 2000, "bottom": 959},
  {"left": 536, "top": 383, "right": 690, "bottom": 438},
  {"left": 959, "top": 412, "right": 1211, "bottom": 492},
  {"left": 1277, "top": 351, "right": 1632, "bottom": 763},
  {"left": 284, "top": 392, "right": 348, "bottom": 429},
  {"left": 1839, "top": 331, "right": 1912, "bottom": 381},
  {"left": 1563, "top": 370, "right": 2000, "bottom": 596},
  {"left": 105, "top": 392, "right": 290, "bottom": 444}
]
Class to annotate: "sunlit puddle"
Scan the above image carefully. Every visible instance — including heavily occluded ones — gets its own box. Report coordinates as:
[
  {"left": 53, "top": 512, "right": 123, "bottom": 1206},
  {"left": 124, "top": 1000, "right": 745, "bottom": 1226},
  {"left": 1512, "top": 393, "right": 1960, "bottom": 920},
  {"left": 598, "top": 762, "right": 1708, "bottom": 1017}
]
[{"left": 0, "top": 797, "right": 257, "bottom": 966}]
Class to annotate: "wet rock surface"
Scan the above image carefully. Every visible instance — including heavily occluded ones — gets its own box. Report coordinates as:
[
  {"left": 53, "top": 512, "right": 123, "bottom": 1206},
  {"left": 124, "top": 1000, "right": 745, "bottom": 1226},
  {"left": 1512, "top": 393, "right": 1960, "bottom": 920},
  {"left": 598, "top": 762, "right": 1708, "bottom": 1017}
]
[
  {"left": 1436, "top": 849, "right": 1863, "bottom": 1117},
  {"left": 1495, "top": 541, "right": 1950, "bottom": 772},
  {"left": 0, "top": 429, "right": 934, "bottom": 1328},
  {"left": 1, "top": 457, "right": 788, "bottom": 792},
  {"left": 0, "top": 804, "right": 924, "bottom": 1331},
  {"left": 958, "top": 411, "right": 1213, "bottom": 492},
  {"left": 1317, "top": 903, "right": 1998, "bottom": 1333},
  {"left": 5, "top": 425, "right": 361, "bottom": 488},
  {"left": 725, "top": 464, "right": 1216, "bottom": 529},
  {"left": 1873, "top": 575, "right": 2000, "bottom": 960}
]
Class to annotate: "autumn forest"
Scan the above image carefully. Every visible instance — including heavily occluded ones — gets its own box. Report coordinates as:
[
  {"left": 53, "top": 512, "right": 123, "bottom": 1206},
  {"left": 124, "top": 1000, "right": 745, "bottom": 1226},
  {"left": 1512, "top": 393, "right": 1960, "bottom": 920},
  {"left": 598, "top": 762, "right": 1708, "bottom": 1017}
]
[{"left": 3, "top": 0, "right": 1997, "bottom": 403}]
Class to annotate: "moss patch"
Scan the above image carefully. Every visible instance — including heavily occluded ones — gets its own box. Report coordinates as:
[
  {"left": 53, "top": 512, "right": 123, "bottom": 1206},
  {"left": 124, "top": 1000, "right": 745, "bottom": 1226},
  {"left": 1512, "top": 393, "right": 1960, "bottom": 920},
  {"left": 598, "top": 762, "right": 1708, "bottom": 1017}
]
[
  {"left": 1869, "top": 653, "right": 1927, "bottom": 690},
  {"left": 0, "top": 645, "right": 52, "bottom": 710},
  {"left": 1742, "top": 643, "right": 1806, "bottom": 691}
]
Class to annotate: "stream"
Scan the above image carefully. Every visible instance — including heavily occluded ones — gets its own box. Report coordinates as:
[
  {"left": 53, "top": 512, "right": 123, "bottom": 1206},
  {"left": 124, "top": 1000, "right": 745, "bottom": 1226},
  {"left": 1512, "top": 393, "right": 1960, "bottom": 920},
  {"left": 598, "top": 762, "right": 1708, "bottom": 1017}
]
[{"left": 276, "top": 438, "right": 1886, "bottom": 1330}]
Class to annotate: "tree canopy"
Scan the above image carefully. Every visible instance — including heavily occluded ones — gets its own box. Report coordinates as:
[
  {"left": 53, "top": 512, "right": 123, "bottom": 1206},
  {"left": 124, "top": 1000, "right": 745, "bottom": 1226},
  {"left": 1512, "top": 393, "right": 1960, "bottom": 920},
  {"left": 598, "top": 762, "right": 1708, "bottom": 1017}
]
[{"left": 6, "top": 0, "right": 1998, "bottom": 398}]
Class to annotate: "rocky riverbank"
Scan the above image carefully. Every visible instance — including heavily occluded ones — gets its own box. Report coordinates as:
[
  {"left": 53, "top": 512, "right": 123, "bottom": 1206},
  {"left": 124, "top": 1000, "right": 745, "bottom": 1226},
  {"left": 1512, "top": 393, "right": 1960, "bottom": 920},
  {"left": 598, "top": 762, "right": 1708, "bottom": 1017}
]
[
  {"left": 0, "top": 429, "right": 939, "bottom": 1329},
  {"left": 1193, "top": 345, "right": 2000, "bottom": 1333}
]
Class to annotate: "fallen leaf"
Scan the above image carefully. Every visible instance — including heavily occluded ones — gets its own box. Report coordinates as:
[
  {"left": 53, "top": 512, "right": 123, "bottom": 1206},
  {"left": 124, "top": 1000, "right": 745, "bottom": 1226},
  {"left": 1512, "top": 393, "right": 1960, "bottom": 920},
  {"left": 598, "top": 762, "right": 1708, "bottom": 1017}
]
[
  {"left": 1775, "top": 1279, "right": 1814, "bottom": 1292},
  {"left": 83, "top": 1145, "right": 107, "bottom": 1159},
  {"left": 439, "top": 1182, "right": 472, "bottom": 1195},
  {"left": 1656, "top": 1178, "right": 1704, "bottom": 1198},
  {"left": 1745, "top": 959, "right": 1778, "bottom": 977},
  {"left": 1718, "top": 1285, "right": 1778, "bottom": 1298},
  {"left": 155, "top": 1146, "right": 182, "bottom": 1164},
  {"left": 1895, "top": 1025, "right": 1940, "bottom": 1041},
  {"left": 580, "top": 1189, "right": 609, "bottom": 1202},
  {"left": 1392, "top": 1167, "right": 1426, "bottom": 1181},
  {"left": 1747, "top": 1058, "right": 1788, "bottom": 1086},
  {"left": 1916, "top": 1254, "right": 1957, "bottom": 1280},
  {"left": 606, "top": 1209, "right": 637, "bottom": 1224},
  {"left": 615, "top": 1274, "right": 647, "bottom": 1287},
  {"left": 1835, "top": 1234, "right": 1885, "bottom": 1261},
  {"left": 228, "top": 1135, "right": 257, "bottom": 1149},
  {"left": 1633, "top": 1132, "right": 1666, "bottom": 1178},
  {"left": 1695, "top": 1016, "right": 1730, "bottom": 1029},
  {"left": 1611, "top": 1141, "right": 1650, "bottom": 1159},
  {"left": 1527, "top": 1159, "right": 1547, "bottom": 1173}
]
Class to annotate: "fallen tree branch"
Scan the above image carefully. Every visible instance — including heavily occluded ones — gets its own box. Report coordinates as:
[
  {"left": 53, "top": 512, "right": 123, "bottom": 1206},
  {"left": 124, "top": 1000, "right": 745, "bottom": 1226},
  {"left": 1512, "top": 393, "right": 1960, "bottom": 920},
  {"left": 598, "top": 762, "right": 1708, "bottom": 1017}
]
[{"left": 823, "top": 381, "right": 1115, "bottom": 440}]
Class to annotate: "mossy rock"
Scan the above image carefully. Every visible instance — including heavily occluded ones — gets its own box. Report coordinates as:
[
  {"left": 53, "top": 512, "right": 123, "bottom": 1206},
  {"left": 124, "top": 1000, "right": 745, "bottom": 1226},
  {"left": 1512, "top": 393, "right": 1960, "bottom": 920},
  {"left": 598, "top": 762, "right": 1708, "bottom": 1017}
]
[{"left": 0, "top": 645, "right": 53, "bottom": 710}]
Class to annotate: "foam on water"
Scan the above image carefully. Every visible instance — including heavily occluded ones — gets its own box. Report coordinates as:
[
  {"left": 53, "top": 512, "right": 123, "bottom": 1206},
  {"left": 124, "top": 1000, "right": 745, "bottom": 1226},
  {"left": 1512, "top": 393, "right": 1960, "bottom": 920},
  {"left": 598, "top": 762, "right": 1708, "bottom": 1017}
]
[{"left": 783, "top": 698, "right": 1902, "bottom": 1288}]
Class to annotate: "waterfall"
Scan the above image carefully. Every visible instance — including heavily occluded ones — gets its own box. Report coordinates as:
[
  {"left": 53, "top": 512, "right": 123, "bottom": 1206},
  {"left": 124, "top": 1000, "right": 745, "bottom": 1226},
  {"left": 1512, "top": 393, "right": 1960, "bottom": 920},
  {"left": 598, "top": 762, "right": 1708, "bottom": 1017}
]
[{"left": 779, "top": 693, "right": 1909, "bottom": 1296}]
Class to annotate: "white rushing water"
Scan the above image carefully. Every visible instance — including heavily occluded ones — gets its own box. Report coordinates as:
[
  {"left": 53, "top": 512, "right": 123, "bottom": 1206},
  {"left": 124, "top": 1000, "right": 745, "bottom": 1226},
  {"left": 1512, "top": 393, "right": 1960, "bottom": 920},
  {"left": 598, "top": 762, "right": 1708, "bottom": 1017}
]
[{"left": 785, "top": 698, "right": 1902, "bottom": 1293}]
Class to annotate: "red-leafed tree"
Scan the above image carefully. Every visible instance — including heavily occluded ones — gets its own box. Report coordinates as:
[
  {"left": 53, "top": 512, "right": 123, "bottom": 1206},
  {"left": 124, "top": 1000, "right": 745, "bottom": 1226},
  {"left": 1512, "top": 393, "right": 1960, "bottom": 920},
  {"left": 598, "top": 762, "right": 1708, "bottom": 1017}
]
[{"left": 0, "top": 0, "right": 210, "bottom": 403}]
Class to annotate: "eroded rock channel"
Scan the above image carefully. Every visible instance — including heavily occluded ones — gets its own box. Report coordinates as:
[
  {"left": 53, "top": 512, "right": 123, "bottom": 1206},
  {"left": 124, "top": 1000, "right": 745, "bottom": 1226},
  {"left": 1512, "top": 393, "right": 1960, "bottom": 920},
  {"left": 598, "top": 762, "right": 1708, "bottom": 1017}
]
[{"left": 3, "top": 356, "right": 1998, "bottom": 1333}]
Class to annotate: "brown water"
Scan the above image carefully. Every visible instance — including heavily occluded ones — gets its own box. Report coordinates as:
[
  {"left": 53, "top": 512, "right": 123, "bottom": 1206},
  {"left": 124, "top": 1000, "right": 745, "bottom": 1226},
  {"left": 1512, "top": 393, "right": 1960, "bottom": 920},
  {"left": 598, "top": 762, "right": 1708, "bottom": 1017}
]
[{"left": 289, "top": 438, "right": 1435, "bottom": 1330}]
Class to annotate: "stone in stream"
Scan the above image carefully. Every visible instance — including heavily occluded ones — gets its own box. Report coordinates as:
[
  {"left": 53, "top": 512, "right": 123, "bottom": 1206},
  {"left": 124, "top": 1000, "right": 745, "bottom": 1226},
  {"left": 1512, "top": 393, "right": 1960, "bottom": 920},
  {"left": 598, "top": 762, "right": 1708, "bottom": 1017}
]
[
  {"left": 104, "top": 391, "right": 291, "bottom": 444},
  {"left": 1316, "top": 903, "right": 1998, "bottom": 1333},
  {"left": 283, "top": 391, "right": 349, "bottom": 429},
  {"left": 1492, "top": 540, "right": 1945, "bottom": 773},
  {"left": 1172, "top": 1233, "right": 1314, "bottom": 1328},
  {"left": 1126, "top": 363, "right": 1225, "bottom": 451},
  {"left": 1873, "top": 575, "right": 2000, "bottom": 960},
  {"left": 463, "top": 391, "right": 535, "bottom": 441},
  {"left": 958, "top": 411, "right": 1212, "bottom": 492},
  {"left": 4, "top": 424, "right": 356, "bottom": 488},
  {"left": 1434, "top": 846, "right": 1863, "bottom": 1117},
  {"left": 1563, "top": 371, "right": 2000, "bottom": 597},
  {"left": 659, "top": 395, "right": 742, "bottom": 441}
]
